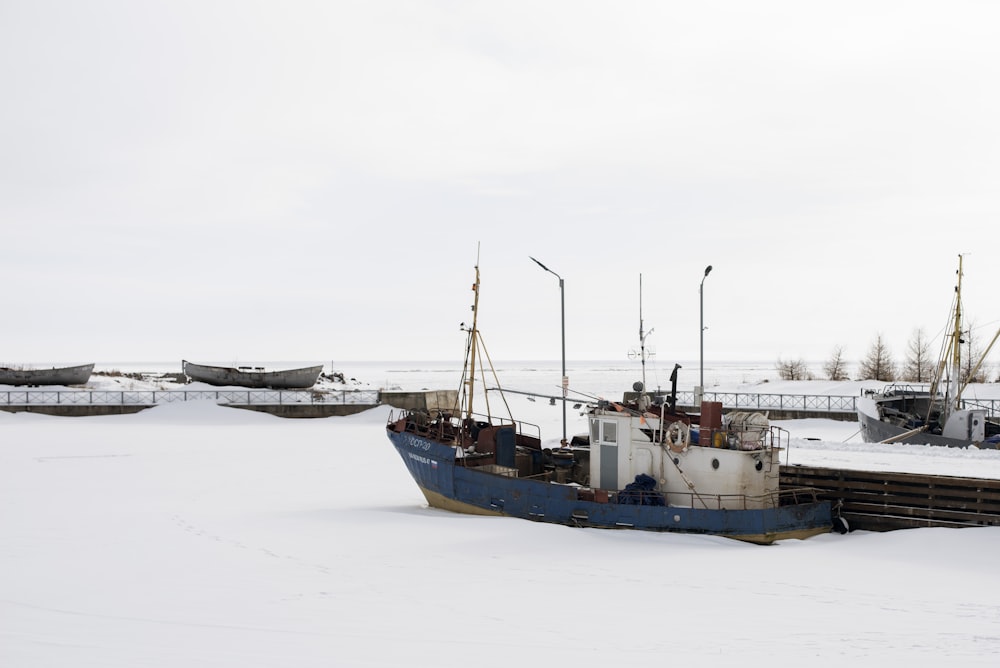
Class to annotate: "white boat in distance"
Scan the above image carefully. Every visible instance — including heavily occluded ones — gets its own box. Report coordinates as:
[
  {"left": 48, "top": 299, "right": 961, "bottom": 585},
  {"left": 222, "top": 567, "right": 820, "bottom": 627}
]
[
  {"left": 857, "top": 255, "right": 1000, "bottom": 448},
  {"left": 0, "top": 363, "right": 94, "bottom": 386},
  {"left": 181, "top": 360, "right": 323, "bottom": 389}
]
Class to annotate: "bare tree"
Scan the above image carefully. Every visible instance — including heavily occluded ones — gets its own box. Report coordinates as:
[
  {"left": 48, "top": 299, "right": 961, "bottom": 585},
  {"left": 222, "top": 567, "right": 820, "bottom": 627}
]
[
  {"left": 775, "top": 357, "right": 812, "bottom": 381},
  {"left": 858, "top": 334, "right": 896, "bottom": 381},
  {"left": 901, "top": 328, "right": 932, "bottom": 382},
  {"left": 823, "top": 345, "right": 850, "bottom": 381},
  {"left": 982, "top": 361, "right": 997, "bottom": 384},
  {"left": 961, "top": 320, "right": 989, "bottom": 384}
]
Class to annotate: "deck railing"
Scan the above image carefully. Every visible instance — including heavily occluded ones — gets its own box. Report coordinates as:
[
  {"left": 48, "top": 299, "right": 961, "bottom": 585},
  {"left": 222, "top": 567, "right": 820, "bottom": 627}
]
[{"left": 606, "top": 486, "right": 824, "bottom": 511}]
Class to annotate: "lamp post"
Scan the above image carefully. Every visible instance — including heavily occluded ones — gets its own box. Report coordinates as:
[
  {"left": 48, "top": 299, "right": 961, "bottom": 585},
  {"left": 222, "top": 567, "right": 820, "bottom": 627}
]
[
  {"left": 530, "top": 256, "right": 567, "bottom": 446},
  {"left": 698, "top": 264, "right": 713, "bottom": 406}
]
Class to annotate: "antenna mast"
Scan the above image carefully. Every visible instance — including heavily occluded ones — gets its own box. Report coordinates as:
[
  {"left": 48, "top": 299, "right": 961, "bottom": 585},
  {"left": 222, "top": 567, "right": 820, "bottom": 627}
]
[
  {"left": 639, "top": 274, "right": 654, "bottom": 390},
  {"left": 465, "top": 247, "right": 482, "bottom": 417}
]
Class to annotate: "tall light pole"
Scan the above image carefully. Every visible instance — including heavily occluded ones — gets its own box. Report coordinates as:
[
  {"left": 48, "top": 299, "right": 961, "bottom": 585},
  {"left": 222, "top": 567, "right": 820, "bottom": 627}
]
[
  {"left": 530, "top": 256, "right": 567, "bottom": 447},
  {"left": 699, "top": 264, "right": 713, "bottom": 406}
]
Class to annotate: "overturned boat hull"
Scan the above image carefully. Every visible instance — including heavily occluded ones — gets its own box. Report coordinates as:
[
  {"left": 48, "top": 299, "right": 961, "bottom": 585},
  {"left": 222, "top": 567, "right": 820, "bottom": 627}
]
[
  {"left": 0, "top": 363, "right": 94, "bottom": 386},
  {"left": 182, "top": 360, "right": 322, "bottom": 389}
]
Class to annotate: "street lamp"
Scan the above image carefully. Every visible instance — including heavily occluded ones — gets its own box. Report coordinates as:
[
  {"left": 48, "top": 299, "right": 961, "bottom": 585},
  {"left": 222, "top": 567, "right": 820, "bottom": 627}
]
[
  {"left": 530, "top": 256, "right": 567, "bottom": 447},
  {"left": 699, "top": 264, "right": 713, "bottom": 406}
]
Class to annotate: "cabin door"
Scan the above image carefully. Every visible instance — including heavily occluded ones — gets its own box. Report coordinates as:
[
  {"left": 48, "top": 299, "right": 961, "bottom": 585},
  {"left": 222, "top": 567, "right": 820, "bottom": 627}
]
[
  {"left": 634, "top": 448, "right": 653, "bottom": 480},
  {"left": 595, "top": 419, "right": 619, "bottom": 489}
]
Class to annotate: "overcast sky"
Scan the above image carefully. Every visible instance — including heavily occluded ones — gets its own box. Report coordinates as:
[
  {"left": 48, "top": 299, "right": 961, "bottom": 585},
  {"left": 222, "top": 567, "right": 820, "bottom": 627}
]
[{"left": 2, "top": 1, "right": 999, "bottom": 367}]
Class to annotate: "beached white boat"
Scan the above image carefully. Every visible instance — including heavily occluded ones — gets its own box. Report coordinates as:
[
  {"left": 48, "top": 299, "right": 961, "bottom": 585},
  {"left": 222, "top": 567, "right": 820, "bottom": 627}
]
[
  {"left": 181, "top": 360, "right": 322, "bottom": 389},
  {"left": 0, "top": 363, "right": 94, "bottom": 386}
]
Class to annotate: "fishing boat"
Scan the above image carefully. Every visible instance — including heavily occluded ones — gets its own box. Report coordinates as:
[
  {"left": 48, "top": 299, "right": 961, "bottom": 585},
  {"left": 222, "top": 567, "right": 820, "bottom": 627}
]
[
  {"left": 385, "top": 261, "right": 833, "bottom": 544},
  {"left": 0, "top": 363, "right": 94, "bottom": 386},
  {"left": 181, "top": 360, "right": 323, "bottom": 389},
  {"left": 857, "top": 256, "right": 1000, "bottom": 449}
]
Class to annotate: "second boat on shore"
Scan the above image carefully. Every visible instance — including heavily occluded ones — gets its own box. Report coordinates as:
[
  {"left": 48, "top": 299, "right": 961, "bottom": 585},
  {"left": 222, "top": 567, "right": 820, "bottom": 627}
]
[{"left": 182, "top": 360, "right": 323, "bottom": 389}]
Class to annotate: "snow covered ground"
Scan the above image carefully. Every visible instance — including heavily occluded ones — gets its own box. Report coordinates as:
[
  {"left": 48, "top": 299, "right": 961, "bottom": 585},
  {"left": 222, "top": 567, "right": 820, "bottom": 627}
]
[{"left": 3, "top": 362, "right": 1000, "bottom": 665}]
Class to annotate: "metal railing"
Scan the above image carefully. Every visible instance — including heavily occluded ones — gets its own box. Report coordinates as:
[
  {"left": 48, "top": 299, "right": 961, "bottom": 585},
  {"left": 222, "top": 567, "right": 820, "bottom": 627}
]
[
  {"left": 672, "top": 390, "right": 999, "bottom": 417},
  {"left": 580, "top": 486, "right": 824, "bottom": 510},
  {"left": 1, "top": 389, "right": 381, "bottom": 407},
  {"left": 677, "top": 390, "right": 860, "bottom": 413},
  {"left": 6, "top": 387, "right": 997, "bottom": 416},
  {"left": 387, "top": 408, "right": 543, "bottom": 445}
]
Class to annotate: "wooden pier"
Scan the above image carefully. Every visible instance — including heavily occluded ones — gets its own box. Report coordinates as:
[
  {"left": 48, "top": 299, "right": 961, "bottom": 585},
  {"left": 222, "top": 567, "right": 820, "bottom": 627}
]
[{"left": 781, "top": 465, "right": 1000, "bottom": 532}]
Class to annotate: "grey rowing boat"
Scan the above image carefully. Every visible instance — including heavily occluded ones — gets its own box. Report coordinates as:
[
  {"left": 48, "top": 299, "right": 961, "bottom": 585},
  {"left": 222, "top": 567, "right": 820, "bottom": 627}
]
[{"left": 181, "top": 360, "right": 323, "bottom": 389}]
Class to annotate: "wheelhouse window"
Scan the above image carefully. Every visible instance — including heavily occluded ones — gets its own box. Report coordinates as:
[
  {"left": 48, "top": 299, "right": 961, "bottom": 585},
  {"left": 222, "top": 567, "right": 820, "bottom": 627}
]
[{"left": 602, "top": 420, "right": 617, "bottom": 444}]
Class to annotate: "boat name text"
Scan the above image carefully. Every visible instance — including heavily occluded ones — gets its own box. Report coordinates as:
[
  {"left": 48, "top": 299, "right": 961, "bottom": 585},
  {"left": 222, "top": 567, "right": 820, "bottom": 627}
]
[
  {"left": 407, "top": 452, "right": 435, "bottom": 466},
  {"left": 402, "top": 434, "right": 432, "bottom": 451}
]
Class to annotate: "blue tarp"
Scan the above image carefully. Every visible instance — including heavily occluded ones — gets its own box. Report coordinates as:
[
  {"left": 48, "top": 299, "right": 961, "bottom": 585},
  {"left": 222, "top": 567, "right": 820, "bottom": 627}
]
[{"left": 617, "top": 473, "right": 666, "bottom": 506}]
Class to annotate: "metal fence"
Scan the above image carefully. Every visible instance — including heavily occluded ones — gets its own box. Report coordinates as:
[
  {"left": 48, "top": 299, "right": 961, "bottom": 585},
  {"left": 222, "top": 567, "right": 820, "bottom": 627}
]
[
  {"left": 678, "top": 391, "right": 859, "bottom": 413},
  {"left": 5, "top": 388, "right": 997, "bottom": 416},
  {"left": 676, "top": 391, "right": 1000, "bottom": 416},
  {"left": 1, "top": 389, "right": 381, "bottom": 407}
]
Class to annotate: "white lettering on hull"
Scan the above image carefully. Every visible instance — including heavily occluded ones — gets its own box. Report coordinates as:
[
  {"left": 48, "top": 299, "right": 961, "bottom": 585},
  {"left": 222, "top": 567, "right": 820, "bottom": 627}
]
[
  {"left": 401, "top": 434, "right": 433, "bottom": 451},
  {"left": 407, "top": 451, "right": 438, "bottom": 469}
]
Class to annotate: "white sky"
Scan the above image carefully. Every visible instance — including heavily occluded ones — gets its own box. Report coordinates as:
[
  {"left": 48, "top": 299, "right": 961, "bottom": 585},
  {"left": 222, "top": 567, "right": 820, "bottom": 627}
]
[{"left": 3, "top": 1, "right": 999, "bottom": 364}]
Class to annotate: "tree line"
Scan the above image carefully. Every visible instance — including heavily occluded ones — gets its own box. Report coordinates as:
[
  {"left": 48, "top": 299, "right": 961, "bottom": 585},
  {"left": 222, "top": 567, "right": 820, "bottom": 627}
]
[{"left": 776, "top": 326, "right": 999, "bottom": 383}]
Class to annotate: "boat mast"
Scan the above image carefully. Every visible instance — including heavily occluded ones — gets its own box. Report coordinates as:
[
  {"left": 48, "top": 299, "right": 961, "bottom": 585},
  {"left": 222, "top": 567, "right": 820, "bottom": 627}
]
[
  {"left": 926, "top": 256, "right": 963, "bottom": 422},
  {"left": 949, "top": 255, "right": 964, "bottom": 412},
  {"left": 465, "top": 255, "right": 482, "bottom": 417}
]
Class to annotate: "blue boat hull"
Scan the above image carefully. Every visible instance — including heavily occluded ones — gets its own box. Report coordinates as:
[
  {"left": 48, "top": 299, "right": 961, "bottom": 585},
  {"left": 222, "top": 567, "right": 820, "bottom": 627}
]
[{"left": 388, "top": 430, "right": 832, "bottom": 544}]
